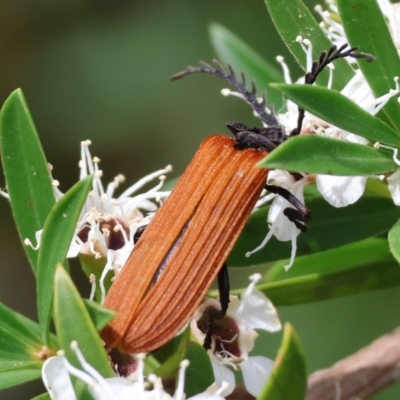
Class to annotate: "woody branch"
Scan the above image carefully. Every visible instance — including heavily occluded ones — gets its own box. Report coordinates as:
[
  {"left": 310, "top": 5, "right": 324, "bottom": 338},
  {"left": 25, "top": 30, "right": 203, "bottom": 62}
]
[{"left": 306, "top": 327, "right": 400, "bottom": 400}]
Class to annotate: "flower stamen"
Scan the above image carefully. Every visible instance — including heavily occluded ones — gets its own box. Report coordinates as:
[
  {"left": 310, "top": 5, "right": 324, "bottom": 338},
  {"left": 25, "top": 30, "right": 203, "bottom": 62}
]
[
  {"left": 0, "top": 188, "right": 9, "bottom": 199},
  {"left": 118, "top": 166, "right": 172, "bottom": 199},
  {"left": 295, "top": 36, "right": 313, "bottom": 77},
  {"left": 374, "top": 142, "right": 400, "bottom": 166},
  {"left": 276, "top": 55, "right": 292, "bottom": 84},
  {"left": 89, "top": 274, "right": 96, "bottom": 301},
  {"left": 175, "top": 360, "right": 190, "bottom": 400}
]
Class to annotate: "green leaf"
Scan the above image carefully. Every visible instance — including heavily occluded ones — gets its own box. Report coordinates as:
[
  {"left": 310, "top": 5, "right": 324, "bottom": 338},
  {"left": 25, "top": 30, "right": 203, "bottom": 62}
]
[
  {"left": 265, "top": 0, "right": 354, "bottom": 89},
  {"left": 37, "top": 175, "right": 93, "bottom": 345},
  {"left": 0, "top": 328, "right": 39, "bottom": 359},
  {"left": 272, "top": 84, "right": 400, "bottom": 146},
  {"left": 0, "top": 89, "right": 55, "bottom": 271},
  {"left": 365, "top": 176, "right": 391, "bottom": 198},
  {"left": 264, "top": 260, "right": 400, "bottom": 306},
  {"left": 337, "top": 0, "right": 400, "bottom": 131},
  {"left": 31, "top": 393, "right": 51, "bottom": 400},
  {"left": 258, "top": 323, "right": 306, "bottom": 400},
  {"left": 0, "top": 302, "right": 46, "bottom": 349},
  {"left": 0, "top": 360, "right": 42, "bottom": 374},
  {"left": 84, "top": 300, "right": 116, "bottom": 332},
  {"left": 53, "top": 265, "right": 113, "bottom": 377},
  {"left": 267, "top": 238, "right": 392, "bottom": 281},
  {"left": 0, "top": 302, "right": 57, "bottom": 363},
  {"left": 0, "top": 367, "right": 42, "bottom": 390},
  {"left": 0, "top": 350, "right": 36, "bottom": 362},
  {"left": 257, "top": 239, "right": 400, "bottom": 306},
  {"left": 259, "top": 135, "right": 397, "bottom": 175},
  {"left": 209, "top": 23, "right": 284, "bottom": 110},
  {"left": 154, "top": 328, "right": 190, "bottom": 379},
  {"left": 183, "top": 342, "right": 214, "bottom": 398},
  {"left": 388, "top": 219, "right": 400, "bottom": 264},
  {"left": 229, "top": 193, "right": 400, "bottom": 267}
]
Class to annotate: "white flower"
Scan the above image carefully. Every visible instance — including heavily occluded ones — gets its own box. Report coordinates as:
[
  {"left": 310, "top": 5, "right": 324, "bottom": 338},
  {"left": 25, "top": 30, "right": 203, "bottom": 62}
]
[
  {"left": 374, "top": 143, "right": 400, "bottom": 205},
  {"left": 316, "top": 0, "right": 400, "bottom": 56},
  {"left": 275, "top": 36, "right": 399, "bottom": 207},
  {"left": 42, "top": 341, "right": 227, "bottom": 400},
  {"left": 190, "top": 274, "right": 281, "bottom": 397},
  {"left": 387, "top": 170, "right": 400, "bottom": 205},
  {"left": 280, "top": 62, "right": 395, "bottom": 209},
  {"left": 221, "top": 36, "right": 399, "bottom": 267},
  {"left": 258, "top": 37, "right": 398, "bottom": 210},
  {"left": 24, "top": 140, "right": 171, "bottom": 298},
  {"left": 316, "top": 175, "right": 368, "bottom": 207},
  {"left": 275, "top": 38, "right": 398, "bottom": 140},
  {"left": 250, "top": 170, "right": 313, "bottom": 270},
  {"left": 314, "top": 1, "right": 400, "bottom": 206}
]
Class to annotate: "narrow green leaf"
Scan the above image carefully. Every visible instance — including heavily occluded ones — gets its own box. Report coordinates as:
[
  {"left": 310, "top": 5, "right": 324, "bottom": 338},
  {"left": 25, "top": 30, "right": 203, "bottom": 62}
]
[
  {"left": 0, "top": 302, "right": 58, "bottom": 364},
  {"left": 84, "top": 300, "right": 116, "bottom": 332},
  {"left": 272, "top": 83, "right": 400, "bottom": 146},
  {"left": 153, "top": 326, "right": 190, "bottom": 379},
  {"left": 31, "top": 393, "right": 51, "bottom": 400},
  {"left": 0, "top": 89, "right": 55, "bottom": 271},
  {"left": 267, "top": 238, "right": 392, "bottom": 281},
  {"left": 0, "top": 350, "right": 39, "bottom": 362},
  {"left": 262, "top": 259, "right": 400, "bottom": 306},
  {"left": 259, "top": 135, "right": 397, "bottom": 176},
  {"left": 257, "top": 239, "right": 400, "bottom": 306},
  {"left": 0, "top": 367, "right": 42, "bottom": 390},
  {"left": 229, "top": 193, "right": 400, "bottom": 266},
  {"left": 53, "top": 265, "right": 113, "bottom": 377},
  {"left": 265, "top": 0, "right": 354, "bottom": 89},
  {"left": 183, "top": 342, "right": 214, "bottom": 398},
  {"left": 37, "top": 176, "right": 93, "bottom": 345},
  {"left": 0, "top": 360, "right": 42, "bottom": 374},
  {"left": 0, "top": 328, "right": 39, "bottom": 358},
  {"left": 258, "top": 323, "right": 306, "bottom": 400},
  {"left": 0, "top": 302, "right": 45, "bottom": 349},
  {"left": 365, "top": 176, "right": 391, "bottom": 199},
  {"left": 388, "top": 219, "right": 400, "bottom": 264},
  {"left": 209, "top": 23, "right": 284, "bottom": 110},
  {"left": 337, "top": 0, "right": 400, "bottom": 131}
]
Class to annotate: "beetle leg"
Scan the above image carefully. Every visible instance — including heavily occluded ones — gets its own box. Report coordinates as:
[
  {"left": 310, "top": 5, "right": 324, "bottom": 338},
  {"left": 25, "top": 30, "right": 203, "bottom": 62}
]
[
  {"left": 203, "top": 262, "right": 230, "bottom": 350},
  {"left": 265, "top": 184, "right": 311, "bottom": 232},
  {"left": 133, "top": 225, "right": 147, "bottom": 244}
]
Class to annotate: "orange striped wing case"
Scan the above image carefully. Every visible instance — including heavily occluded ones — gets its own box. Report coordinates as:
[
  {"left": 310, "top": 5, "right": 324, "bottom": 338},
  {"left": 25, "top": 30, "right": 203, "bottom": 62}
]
[{"left": 102, "top": 134, "right": 268, "bottom": 353}]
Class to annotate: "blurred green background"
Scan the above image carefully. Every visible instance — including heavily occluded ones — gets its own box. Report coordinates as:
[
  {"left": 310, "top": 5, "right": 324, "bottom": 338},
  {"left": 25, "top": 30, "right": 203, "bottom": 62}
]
[{"left": 0, "top": 0, "right": 399, "bottom": 398}]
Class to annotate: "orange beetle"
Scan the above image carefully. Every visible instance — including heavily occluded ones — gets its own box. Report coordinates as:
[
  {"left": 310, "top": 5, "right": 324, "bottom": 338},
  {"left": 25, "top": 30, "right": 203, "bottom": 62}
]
[{"left": 102, "top": 44, "right": 372, "bottom": 354}]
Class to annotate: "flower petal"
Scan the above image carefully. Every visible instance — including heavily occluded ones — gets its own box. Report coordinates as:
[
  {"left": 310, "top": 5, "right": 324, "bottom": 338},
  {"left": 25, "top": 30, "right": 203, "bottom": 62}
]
[
  {"left": 268, "top": 196, "right": 299, "bottom": 241},
  {"left": 387, "top": 170, "right": 400, "bottom": 205},
  {"left": 42, "top": 356, "right": 77, "bottom": 400},
  {"left": 101, "top": 377, "right": 138, "bottom": 398},
  {"left": 316, "top": 175, "right": 367, "bottom": 207},
  {"left": 209, "top": 354, "right": 235, "bottom": 397},
  {"left": 237, "top": 289, "right": 281, "bottom": 332},
  {"left": 241, "top": 356, "right": 274, "bottom": 397},
  {"left": 188, "top": 388, "right": 226, "bottom": 400}
]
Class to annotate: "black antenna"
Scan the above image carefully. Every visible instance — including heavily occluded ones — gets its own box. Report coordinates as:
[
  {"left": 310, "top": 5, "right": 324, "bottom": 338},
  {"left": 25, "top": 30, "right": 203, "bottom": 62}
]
[
  {"left": 290, "top": 44, "right": 374, "bottom": 137},
  {"left": 171, "top": 60, "right": 281, "bottom": 129},
  {"left": 172, "top": 43, "right": 374, "bottom": 142}
]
